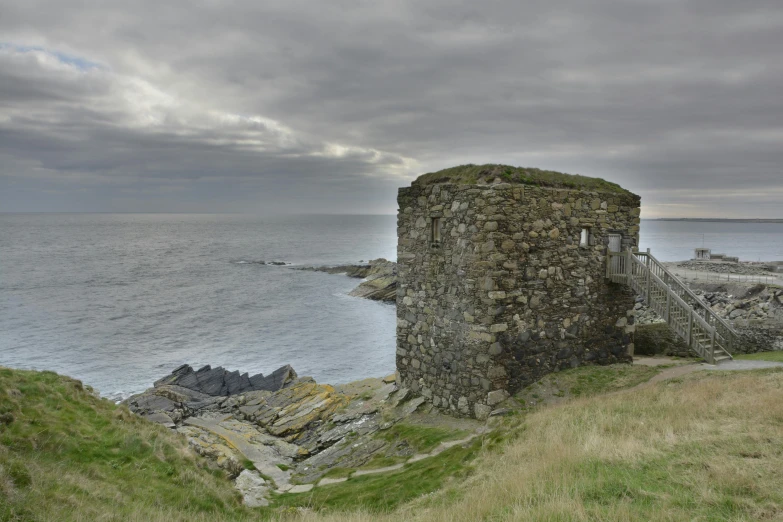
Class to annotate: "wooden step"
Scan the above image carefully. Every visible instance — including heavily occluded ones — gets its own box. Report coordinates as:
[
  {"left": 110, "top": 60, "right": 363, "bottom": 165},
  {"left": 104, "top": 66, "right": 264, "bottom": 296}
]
[{"left": 621, "top": 250, "right": 739, "bottom": 364}]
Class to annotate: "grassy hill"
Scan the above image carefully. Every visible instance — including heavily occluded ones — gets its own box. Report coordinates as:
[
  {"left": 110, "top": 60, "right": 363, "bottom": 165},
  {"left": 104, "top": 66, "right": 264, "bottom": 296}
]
[
  {"left": 2, "top": 364, "right": 782, "bottom": 521},
  {"left": 0, "top": 367, "right": 255, "bottom": 522}
]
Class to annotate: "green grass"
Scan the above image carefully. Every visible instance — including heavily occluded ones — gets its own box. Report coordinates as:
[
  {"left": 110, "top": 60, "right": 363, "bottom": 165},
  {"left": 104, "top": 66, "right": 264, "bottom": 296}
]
[
  {"left": 319, "top": 467, "right": 355, "bottom": 480},
  {"left": 565, "top": 365, "right": 662, "bottom": 397},
  {"left": 414, "top": 164, "right": 634, "bottom": 195},
  {"left": 376, "top": 423, "right": 469, "bottom": 454},
  {"left": 363, "top": 454, "right": 409, "bottom": 469},
  {"left": 569, "top": 436, "right": 781, "bottom": 518},
  {"left": 0, "top": 367, "right": 254, "bottom": 522},
  {"left": 514, "top": 364, "right": 663, "bottom": 410},
  {"left": 735, "top": 351, "right": 783, "bottom": 362},
  {"left": 270, "top": 440, "right": 480, "bottom": 513}
]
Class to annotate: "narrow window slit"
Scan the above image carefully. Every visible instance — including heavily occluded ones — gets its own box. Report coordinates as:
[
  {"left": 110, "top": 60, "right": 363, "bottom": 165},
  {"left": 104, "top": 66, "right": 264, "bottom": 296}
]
[
  {"left": 580, "top": 228, "right": 590, "bottom": 248},
  {"left": 431, "top": 218, "right": 442, "bottom": 245}
]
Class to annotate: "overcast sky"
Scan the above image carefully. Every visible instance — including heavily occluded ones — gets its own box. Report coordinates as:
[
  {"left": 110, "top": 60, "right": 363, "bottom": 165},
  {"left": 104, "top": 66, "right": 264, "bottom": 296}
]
[{"left": 1, "top": 1, "right": 781, "bottom": 217}]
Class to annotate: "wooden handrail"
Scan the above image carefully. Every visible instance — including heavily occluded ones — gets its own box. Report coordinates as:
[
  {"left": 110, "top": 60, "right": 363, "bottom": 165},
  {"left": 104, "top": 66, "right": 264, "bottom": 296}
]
[
  {"left": 639, "top": 251, "right": 736, "bottom": 334},
  {"left": 607, "top": 248, "right": 737, "bottom": 362}
]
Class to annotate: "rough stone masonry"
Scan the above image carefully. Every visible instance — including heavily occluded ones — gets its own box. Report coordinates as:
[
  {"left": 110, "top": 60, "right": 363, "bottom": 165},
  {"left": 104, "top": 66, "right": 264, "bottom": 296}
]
[{"left": 396, "top": 165, "right": 641, "bottom": 419}]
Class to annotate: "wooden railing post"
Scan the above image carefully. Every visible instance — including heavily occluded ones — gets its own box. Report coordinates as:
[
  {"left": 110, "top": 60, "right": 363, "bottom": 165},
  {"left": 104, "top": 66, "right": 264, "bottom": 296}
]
[
  {"left": 621, "top": 248, "right": 737, "bottom": 362},
  {"left": 645, "top": 248, "right": 652, "bottom": 304}
]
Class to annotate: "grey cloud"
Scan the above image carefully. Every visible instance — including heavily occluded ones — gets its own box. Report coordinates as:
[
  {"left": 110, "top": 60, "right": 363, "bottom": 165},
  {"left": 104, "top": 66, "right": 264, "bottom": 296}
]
[{"left": 1, "top": 0, "right": 782, "bottom": 216}]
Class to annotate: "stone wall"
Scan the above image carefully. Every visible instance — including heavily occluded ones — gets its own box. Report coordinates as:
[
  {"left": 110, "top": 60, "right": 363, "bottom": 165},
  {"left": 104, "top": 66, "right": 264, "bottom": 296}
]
[
  {"left": 634, "top": 323, "right": 692, "bottom": 357},
  {"left": 396, "top": 180, "right": 641, "bottom": 419}
]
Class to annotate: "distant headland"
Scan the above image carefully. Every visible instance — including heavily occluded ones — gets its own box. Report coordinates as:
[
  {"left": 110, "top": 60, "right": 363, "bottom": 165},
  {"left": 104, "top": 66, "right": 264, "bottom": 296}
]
[{"left": 648, "top": 218, "right": 783, "bottom": 223}]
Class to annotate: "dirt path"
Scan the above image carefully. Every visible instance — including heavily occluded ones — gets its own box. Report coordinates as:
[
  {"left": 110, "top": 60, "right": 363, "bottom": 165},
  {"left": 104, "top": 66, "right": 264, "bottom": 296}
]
[{"left": 631, "top": 357, "right": 783, "bottom": 391}]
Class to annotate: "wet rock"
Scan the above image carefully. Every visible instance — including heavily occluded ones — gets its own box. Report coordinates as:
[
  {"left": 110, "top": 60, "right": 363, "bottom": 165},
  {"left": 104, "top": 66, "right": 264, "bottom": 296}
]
[{"left": 348, "top": 274, "right": 397, "bottom": 302}]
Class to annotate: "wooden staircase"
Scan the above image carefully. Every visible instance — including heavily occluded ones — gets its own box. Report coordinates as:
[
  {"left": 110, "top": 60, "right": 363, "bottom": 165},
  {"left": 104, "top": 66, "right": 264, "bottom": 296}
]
[{"left": 607, "top": 249, "right": 736, "bottom": 364}]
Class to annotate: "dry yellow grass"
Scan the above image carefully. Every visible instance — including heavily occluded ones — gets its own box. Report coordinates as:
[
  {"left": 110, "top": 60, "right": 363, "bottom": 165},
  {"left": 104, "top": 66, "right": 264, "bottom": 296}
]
[{"left": 287, "top": 369, "right": 783, "bottom": 522}]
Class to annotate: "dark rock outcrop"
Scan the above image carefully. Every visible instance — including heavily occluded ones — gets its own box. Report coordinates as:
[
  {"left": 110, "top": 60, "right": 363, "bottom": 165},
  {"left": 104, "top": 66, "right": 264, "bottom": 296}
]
[
  {"left": 154, "top": 364, "right": 297, "bottom": 396},
  {"left": 297, "top": 258, "right": 398, "bottom": 303},
  {"left": 298, "top": 264, "right": 375, "bottom": 277}
]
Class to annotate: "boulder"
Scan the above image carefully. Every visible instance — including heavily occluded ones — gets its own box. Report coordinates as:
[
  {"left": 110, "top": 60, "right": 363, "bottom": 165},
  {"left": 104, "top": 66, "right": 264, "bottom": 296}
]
[
  {"left": 729, "top": 309, "right": 745, "bottom": 319},
  {"left": 235, "top": 470, "right": 270, "bottom": 507}
]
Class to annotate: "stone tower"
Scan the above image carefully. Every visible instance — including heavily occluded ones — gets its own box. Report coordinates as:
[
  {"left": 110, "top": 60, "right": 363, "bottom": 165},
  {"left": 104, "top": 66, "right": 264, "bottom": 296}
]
[{"left": 395, "top": 165, "right": 641, "bottom": 419}]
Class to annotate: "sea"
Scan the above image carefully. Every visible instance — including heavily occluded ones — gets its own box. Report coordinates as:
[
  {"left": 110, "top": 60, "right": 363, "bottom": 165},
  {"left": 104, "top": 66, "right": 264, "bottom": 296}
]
[{"left": 1, "top": 214, "right": 781, "bottom": 400}]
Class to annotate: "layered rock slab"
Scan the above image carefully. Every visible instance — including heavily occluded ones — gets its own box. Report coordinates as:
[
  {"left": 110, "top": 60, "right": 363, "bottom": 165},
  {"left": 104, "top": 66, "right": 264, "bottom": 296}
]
[
  {"left": 183, "top": 415, "right": 294, "bottom": 487},
  {"left": 154, "top": 364, "right": 297, "bottom": 396},
  {"left": 239, "top": 380, "right": 349, "bottom": 445},
  {"left": 127, "top": 364, "right": 473, "bottom": 507}
]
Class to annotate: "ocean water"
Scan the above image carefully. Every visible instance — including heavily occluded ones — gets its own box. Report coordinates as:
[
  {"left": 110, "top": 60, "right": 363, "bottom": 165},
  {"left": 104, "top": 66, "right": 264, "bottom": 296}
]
[
  {"left": 639, "top": 220, "right": 783, "bottom": 262},
  {"left": 1, "top": 214, "right": 781, "bottom": 399},
  {"left": 0, "top": 214, "right": 397, "bottom": 399}
]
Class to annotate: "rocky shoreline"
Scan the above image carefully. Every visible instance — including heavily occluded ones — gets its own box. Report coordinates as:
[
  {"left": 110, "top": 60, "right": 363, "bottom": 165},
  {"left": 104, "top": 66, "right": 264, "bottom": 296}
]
[
  {"left": 297, "top": 258, "right": 397, "bottom": 302},
  {"left": 123, "top": 362, "right": 487, "bottom": 507},
  {"left": 668, "top": 260, "right": 782, "bottom": 277},
  {"left": 122, "top": 256, "right": 783, "bottom": 506},
  {"left": 119, "top": 259, "right": 407, "bottom": 506}
]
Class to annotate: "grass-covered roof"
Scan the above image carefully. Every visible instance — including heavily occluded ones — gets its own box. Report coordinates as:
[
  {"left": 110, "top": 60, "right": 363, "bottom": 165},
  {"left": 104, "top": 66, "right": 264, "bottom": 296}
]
[{"left": 413, "top": 164, "right": 634, "bottom": 195}]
